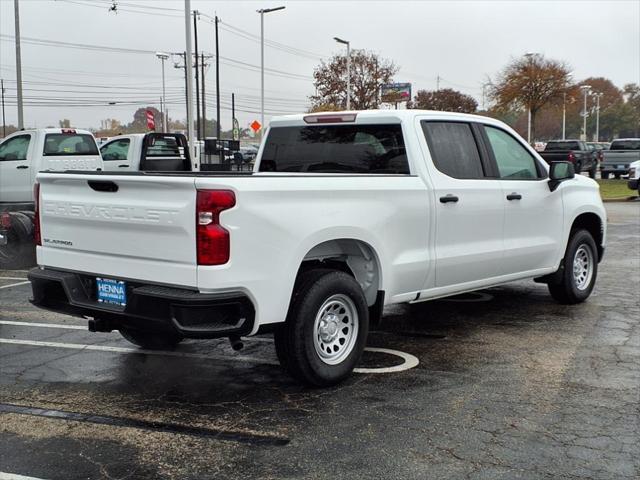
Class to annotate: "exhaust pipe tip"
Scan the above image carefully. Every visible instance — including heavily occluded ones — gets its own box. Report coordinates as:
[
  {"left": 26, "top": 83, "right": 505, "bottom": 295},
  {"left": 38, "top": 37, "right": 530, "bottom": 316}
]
[{"left": 229, "top": 336, "right": 244, "bottom": 351}]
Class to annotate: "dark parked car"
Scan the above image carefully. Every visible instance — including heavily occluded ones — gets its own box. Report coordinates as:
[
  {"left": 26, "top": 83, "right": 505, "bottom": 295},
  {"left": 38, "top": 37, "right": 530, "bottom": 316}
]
[{"left": 539, "top": 140, "right": 598, "bottom": 178}]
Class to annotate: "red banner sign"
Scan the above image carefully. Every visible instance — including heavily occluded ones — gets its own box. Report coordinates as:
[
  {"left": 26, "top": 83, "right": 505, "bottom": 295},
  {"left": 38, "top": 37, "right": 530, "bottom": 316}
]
[{"left": 146, "top": 110, "right": 156, "bottom": 131}]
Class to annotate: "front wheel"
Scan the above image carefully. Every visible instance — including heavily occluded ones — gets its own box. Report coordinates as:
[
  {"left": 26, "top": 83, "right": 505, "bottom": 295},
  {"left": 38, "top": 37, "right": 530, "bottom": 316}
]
[
  {"left": 274, "top": 269, "right": 369, "bottom": 386},
  {"left": 547, "top": 229, "right": 598, "bottom": 304}
]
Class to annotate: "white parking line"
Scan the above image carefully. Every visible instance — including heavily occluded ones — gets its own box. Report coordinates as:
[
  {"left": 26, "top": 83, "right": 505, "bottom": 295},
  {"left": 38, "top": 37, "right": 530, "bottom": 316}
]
[
  {"left": 0, "top": 322, "right": 420, "bottom": 374},
  {"left": 0, "top": 281, "right": 30, "bottom": 290},
  {"left": 0, "top": 473, "right": 49, "bottom": 480},
  {"left": 0, "top": 277, "right": 28, "bottom": 281}
]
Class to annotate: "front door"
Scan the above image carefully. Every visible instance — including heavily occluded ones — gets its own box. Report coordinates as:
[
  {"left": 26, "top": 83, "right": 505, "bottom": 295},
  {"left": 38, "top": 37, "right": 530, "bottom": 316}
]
[{"left": 0, "top": 134, "right": 33, "bottom": 203}]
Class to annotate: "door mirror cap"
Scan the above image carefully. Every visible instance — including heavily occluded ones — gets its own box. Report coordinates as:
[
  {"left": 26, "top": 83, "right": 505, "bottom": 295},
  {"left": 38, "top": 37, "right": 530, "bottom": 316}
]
[{"left": 548, "top": 161, "right": 575, "bottom": 191}]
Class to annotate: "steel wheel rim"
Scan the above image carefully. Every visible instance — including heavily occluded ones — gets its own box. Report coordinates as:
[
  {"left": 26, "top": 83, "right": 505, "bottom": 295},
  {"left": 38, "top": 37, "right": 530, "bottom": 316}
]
[
  {"left": 573, "top": 244, "right": 594, "bottom": 291},
  {"left": 313, "top": 294, "right": 359, "bottom": 365}
]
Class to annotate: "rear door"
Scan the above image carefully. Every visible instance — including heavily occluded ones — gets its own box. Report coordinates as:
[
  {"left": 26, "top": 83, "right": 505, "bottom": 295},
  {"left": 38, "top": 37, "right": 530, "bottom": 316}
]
[
  {"left": 419, "top": 120, "right": 504, "bottom": 288},
  {"left": 481, "top": 124, "right": 563, "bottom": 274},
  {"left": 0, "top": 133, "right": 33, "bottom": 203},
  {"left": 38, "top": 173, "right": 198, "bottom": 287}
]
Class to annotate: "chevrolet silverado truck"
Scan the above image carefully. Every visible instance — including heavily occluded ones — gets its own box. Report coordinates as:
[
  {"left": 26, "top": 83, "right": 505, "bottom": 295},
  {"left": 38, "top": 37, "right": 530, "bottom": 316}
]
[
  {"left": 0, "top": 128, "right": 103, "bottom": 269},
  {"left": 601, "top": 138, "right": 640, "bottom": 179},
  {"left": 539, "top": 139, "right": 598, "bottom": 178},
  {"left": 28, "top": 111, "right": 607, "bottom": 386},
  {"left": 99, "top": 132, "right": 194, "bottom": 172}
]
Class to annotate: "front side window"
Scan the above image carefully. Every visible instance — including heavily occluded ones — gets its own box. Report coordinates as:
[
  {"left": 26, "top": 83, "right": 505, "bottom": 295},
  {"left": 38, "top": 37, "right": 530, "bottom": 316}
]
[
  {"left": 259, "top": 124, "right": 409, "bottom": 174},
  {"left": 0, "top": 135, "right": 31, "bottom": 161},
  {"left": 484, "top": 126, "right": 541, "bottom": 180},
  {"left": 43, "top": 133, "right": 99, "bottom": 156},
  {"left": 421, "top": 121, "right": 484, "bottom": 179},
  {"left": 100, "top": 138, "right": 130, "bottom": 161}
]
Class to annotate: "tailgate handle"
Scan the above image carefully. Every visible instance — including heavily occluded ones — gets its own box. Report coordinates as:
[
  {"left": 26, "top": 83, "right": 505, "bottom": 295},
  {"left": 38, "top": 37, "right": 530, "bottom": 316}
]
[{"left": 88, "top": 180, "right": 119, "bottom": 192}]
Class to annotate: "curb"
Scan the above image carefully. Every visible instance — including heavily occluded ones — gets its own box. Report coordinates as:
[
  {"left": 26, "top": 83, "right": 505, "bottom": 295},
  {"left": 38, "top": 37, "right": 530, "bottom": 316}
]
[{"left": 601, "top": 196, "right": 639, "bottom": 203}]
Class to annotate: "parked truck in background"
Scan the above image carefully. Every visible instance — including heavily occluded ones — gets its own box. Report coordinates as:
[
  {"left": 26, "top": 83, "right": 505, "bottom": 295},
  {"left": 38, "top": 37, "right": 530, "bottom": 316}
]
[
  {"left": 600, "top": 138, "right": 640, "bottom": 179},
  {"left": 539, "top": 140, "right": 598, "bottom": 178},
  {"left": 0, "top": 128, "right": 103, "bottom": 269},
  {"left": 99, "top": 132, "right": 193, "bottom": 172},
  {"left": 29, "top": 111, "right": 606, "bottom": 386}
]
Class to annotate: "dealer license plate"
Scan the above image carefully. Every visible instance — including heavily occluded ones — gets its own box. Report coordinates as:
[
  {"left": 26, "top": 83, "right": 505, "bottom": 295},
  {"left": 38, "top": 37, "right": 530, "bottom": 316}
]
[{"left": 96, "top": 277, "right": 127, "bottom": 306}]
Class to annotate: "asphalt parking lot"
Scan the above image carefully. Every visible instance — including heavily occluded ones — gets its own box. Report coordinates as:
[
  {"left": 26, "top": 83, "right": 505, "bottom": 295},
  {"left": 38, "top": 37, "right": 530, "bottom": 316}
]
[{"left": 0, "top": 202, "right": 638, "bottom": 480}]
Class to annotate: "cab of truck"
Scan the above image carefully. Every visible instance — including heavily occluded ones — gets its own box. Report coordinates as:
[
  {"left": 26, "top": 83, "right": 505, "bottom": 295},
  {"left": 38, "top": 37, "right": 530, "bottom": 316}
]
[
  {"left": 0, "top": 128, "right": 103, "bottom": 205},
  {"left": 99, "top": 133, "right": 193, "bottom": 172}
]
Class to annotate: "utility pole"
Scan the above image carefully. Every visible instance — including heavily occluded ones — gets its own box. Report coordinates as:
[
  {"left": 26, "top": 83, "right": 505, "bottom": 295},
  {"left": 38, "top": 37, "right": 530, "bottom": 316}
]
[
  {"left": 436, "top": 74, "right": 440, "bottom": 91},
  {"left": 184, "top": 0, "right": 195, "bottom": 162},
  {"left": 562, "top": 92, "right": 567, "bottom": 140},
  {"left": 14, "top": 0, "right": 24, "bottom": 128},
  {"left": 580, "top": 85, "right": 591, "bottom": 141},
  {"left": 215, "top": 15, "right": 222, "bottom": 163},
  {"left": 232, "top": 93, "right": 235, "bottom": 130},
  {"left": 155, "top": 52, "right": 169, "bottom": 132},
  {"left": 334, "top": 37, "right": 351, "bottom": 110},
  {"left": 193, "top": 10, "right": 201, "bottom": 140},
  {"left": 1, "top": 79, "right": 6, "bottom": 137},
  {"left": 201, "top": 53, "right": 206, "bottom": 138}
]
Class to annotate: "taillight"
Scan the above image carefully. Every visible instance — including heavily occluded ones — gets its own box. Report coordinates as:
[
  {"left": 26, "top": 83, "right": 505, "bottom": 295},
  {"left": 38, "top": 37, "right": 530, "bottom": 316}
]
[
  {"left": 568, "top": 152, "right": 575, "bottom": 163},
  {"left": 34, "top": 183, "right": 41, "bottom": 246},
  {"left": 0, "top": 212, "right": 11, "bottom": 229},
  {"left": 196, "top": 189, "right": 235, "bottom": 265}
]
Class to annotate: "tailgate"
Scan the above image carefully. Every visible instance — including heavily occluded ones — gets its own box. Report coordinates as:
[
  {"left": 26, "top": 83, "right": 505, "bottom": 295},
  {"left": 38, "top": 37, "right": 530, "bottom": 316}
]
[{"left": 38, "top": 173, "right": 198, "bottom": 287}]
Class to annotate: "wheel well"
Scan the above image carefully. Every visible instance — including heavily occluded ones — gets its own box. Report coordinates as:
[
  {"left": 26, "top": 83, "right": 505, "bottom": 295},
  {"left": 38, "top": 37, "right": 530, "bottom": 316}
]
[
  {"left": 571, "top": 213, "right": 604, "bottom": 261},
  {"left": 298, "top": 239, "right": 381, "bottom": 307}
]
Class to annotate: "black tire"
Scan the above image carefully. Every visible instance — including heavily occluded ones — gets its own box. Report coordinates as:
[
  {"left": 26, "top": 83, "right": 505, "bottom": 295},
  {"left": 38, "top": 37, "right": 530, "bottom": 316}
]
[
  {"left": 575, "top": 162, "right": 582, "bottom": 174},
  {"left": 614, "top": 173, "right": 621, "bottom": 180},
  {"left": 589, "top": 164, "right": 597, "bottom": 179},
  {"left": 274, "top": 269, "right": 369, "bottom": 387},
  {"left": 601, "top": 172, "right": 610, "bottom": 179},
  {"left": 0, "top": 213, "right": 36, "bottom": 270},
  {"left": 119, "top": 328, "right": 184, "bottom": 350},
  {"left": 547, "top": 229, "right": 598, "bottom": 304}
]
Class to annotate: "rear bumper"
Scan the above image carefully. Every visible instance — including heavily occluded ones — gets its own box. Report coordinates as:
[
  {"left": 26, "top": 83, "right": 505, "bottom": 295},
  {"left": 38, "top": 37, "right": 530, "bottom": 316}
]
[{"left": 28, "top": 267, "right": 255, "bottom": 339}]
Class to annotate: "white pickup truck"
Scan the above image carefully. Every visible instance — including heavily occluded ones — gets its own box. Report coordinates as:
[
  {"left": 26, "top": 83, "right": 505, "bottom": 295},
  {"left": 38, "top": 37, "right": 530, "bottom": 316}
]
[
  {"left": 0, "top": 128, "right": 103, "bottom": 268},
  {"left": 28, "top": 111, "right": 607, "bottom": 386},
  {"left": 99, "top": 133, "right": 193, "bottom": 172}
]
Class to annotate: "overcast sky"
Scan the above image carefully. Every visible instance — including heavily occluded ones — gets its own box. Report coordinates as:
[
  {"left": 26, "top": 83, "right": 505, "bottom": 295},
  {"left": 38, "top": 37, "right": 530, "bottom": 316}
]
[{"left": 0, "top": 0, "right": 638, "bottom": 132}]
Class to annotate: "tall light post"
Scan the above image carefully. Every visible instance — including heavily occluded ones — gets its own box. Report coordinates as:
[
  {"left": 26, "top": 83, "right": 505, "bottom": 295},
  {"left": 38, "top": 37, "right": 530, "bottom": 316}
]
[
  {"left": 14, "top": 0, "right": 24, "bottom": 129},
  {"left": 184, "top": 0, "right": 195, "bottom": 161},
  {"left": 257, "top": 6, "right": 285, "bottom": 138},
  {"left": 523, "top": 52, "right": 537, "bottom": 144},
  {"left": 580, "top": 85, "right": 591, "bottom": 141},
  {"left": 592, "top": 91, "right": 603, "bottom": 142},
  {"left": 562, "top": 72, "right": 572, "bottom": 140},
  {"left": 334, "top": 37, "right": 351, "bottom": 110},
  {"left": 155, "top": 52, "right": 169, "bottom": 133}
]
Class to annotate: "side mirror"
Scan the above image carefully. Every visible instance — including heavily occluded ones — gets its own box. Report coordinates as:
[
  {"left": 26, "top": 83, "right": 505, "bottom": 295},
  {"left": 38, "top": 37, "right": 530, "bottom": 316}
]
[{"left": 548, "top": 161, "right": 575, "bottom": 192}]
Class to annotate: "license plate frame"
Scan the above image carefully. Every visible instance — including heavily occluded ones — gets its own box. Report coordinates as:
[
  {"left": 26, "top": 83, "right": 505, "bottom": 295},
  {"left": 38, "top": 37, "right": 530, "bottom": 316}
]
[{"left": 96, "top": 277, "right": 127, "bottom": 306}]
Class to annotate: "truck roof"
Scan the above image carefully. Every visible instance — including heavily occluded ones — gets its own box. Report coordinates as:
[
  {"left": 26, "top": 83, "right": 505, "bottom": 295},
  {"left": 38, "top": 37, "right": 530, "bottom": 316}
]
[
  {"left": 16, "top": 128, "right": 94, "bottom": 135},
  {"left": 269, "top": 110, "right": 507, "bottom": 128}
]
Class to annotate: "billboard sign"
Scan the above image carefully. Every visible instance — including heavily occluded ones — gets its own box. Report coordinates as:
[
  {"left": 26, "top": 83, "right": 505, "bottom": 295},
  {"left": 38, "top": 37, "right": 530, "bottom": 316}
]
[{"left": 380, "top": 83, "right": 412, "bottom": 103}]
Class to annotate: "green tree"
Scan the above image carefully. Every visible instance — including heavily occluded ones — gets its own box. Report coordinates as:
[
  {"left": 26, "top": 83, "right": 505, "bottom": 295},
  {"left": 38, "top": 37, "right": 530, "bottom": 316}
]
[
  {"left": 311, "top": 50, "right": 398, "bottom": 110},
  {"left": 408, "top": 88, "right": 477, "bottom": 113}
]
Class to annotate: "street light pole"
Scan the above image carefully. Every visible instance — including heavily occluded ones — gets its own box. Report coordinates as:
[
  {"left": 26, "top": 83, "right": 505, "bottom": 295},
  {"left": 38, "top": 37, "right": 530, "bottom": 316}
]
[
  {"left": 562, "top": 73, "right": 572, "bottom": 141},
  {"left": 334, "top": 37, "right": 351, "bottom": 110},
  {"left": 580, "top": 85, "right": 591, "bottom": 141},
  {"left": 156, "top": 52, "right": 169, "bottom": 133},
  {"left": 13, "top": 0, "right": 24, "bottom": 129},
  {"left": 257, "top": 6, "right": 285, "bottom": 139},
  {"left": 523, "top": 52, "right": 537, "bottom": 144},
  {"left": 184, "top": 0, "right": 195, "bottom": 161},
  {"left": 593, "top": 92, "right": 603, "bottom": 142}
]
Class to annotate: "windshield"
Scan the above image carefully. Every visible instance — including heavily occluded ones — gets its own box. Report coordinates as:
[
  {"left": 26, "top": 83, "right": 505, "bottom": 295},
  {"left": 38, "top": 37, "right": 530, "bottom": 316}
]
[
  {"left": 43, "top": 133, "right": 99, "bottom": 156},
  {"left": 610, "top": 140, "right": 640, "bottom": 151}
]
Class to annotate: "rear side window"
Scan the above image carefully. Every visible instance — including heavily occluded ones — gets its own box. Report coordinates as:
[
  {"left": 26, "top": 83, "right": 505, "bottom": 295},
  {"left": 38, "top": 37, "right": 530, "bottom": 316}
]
[
  {"left": 545, "top": 141, "right": 580, "bottom": 151},
  {"left": 259, "top": 124, "right": 409, "bottom": 174},
  {"left": 484, "top": 126, "right": 541, "bottom": 180},
  {"left": 610, "top": 140, "right": 640, "bottom": 151},
  {"left": 0, "top": 134, "right": 31, "bottom": 161},
  {"left": 146, "top": 137, "right": 180, "bottom": 157},
  {"left": 421, "top": 121, "right": 484, "bottom": 179},
  {"left": 43, "top": 133, "right": 99, "bottom": 156},
  {"left": 100, "top": 138, "right": 130, "bottom": 161}
]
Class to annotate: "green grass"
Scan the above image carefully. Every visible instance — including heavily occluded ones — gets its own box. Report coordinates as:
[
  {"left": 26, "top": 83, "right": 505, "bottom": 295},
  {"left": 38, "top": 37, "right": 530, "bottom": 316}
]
[{"left": 597, "top": 179, "right": 636, "bottom": 200}]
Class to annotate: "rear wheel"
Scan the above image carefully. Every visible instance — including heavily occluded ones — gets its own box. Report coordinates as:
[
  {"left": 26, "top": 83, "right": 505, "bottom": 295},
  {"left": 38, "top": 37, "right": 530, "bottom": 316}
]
[
  {"left": 575, "top": 161, "right": 582, "bottom": 174},
  {"left": 274, "top": 269, "right": 369, "bottom": 386},
  {"left": 119, "top": 328, "right": 184, "bottom": 350},
  {"left": 614, "top": 173, "right": 621, "bottom": 179},
  {"left": 547, "top": 229, "right": 598, "bottom": 304},
  {"left": 0, "top": 213, "right": 36, "bottom": 270},
  {"left": 601, "top": 172, "right": 610, "bottom": 179},
  {"left": 589, "top": 164, "right": 597, "bottom": 179}
]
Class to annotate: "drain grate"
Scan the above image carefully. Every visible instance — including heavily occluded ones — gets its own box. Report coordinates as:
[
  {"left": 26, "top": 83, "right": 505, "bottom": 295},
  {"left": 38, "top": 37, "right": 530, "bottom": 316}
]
[{"left": 0, "top": 403, "right": 289, "bottom": 446}]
